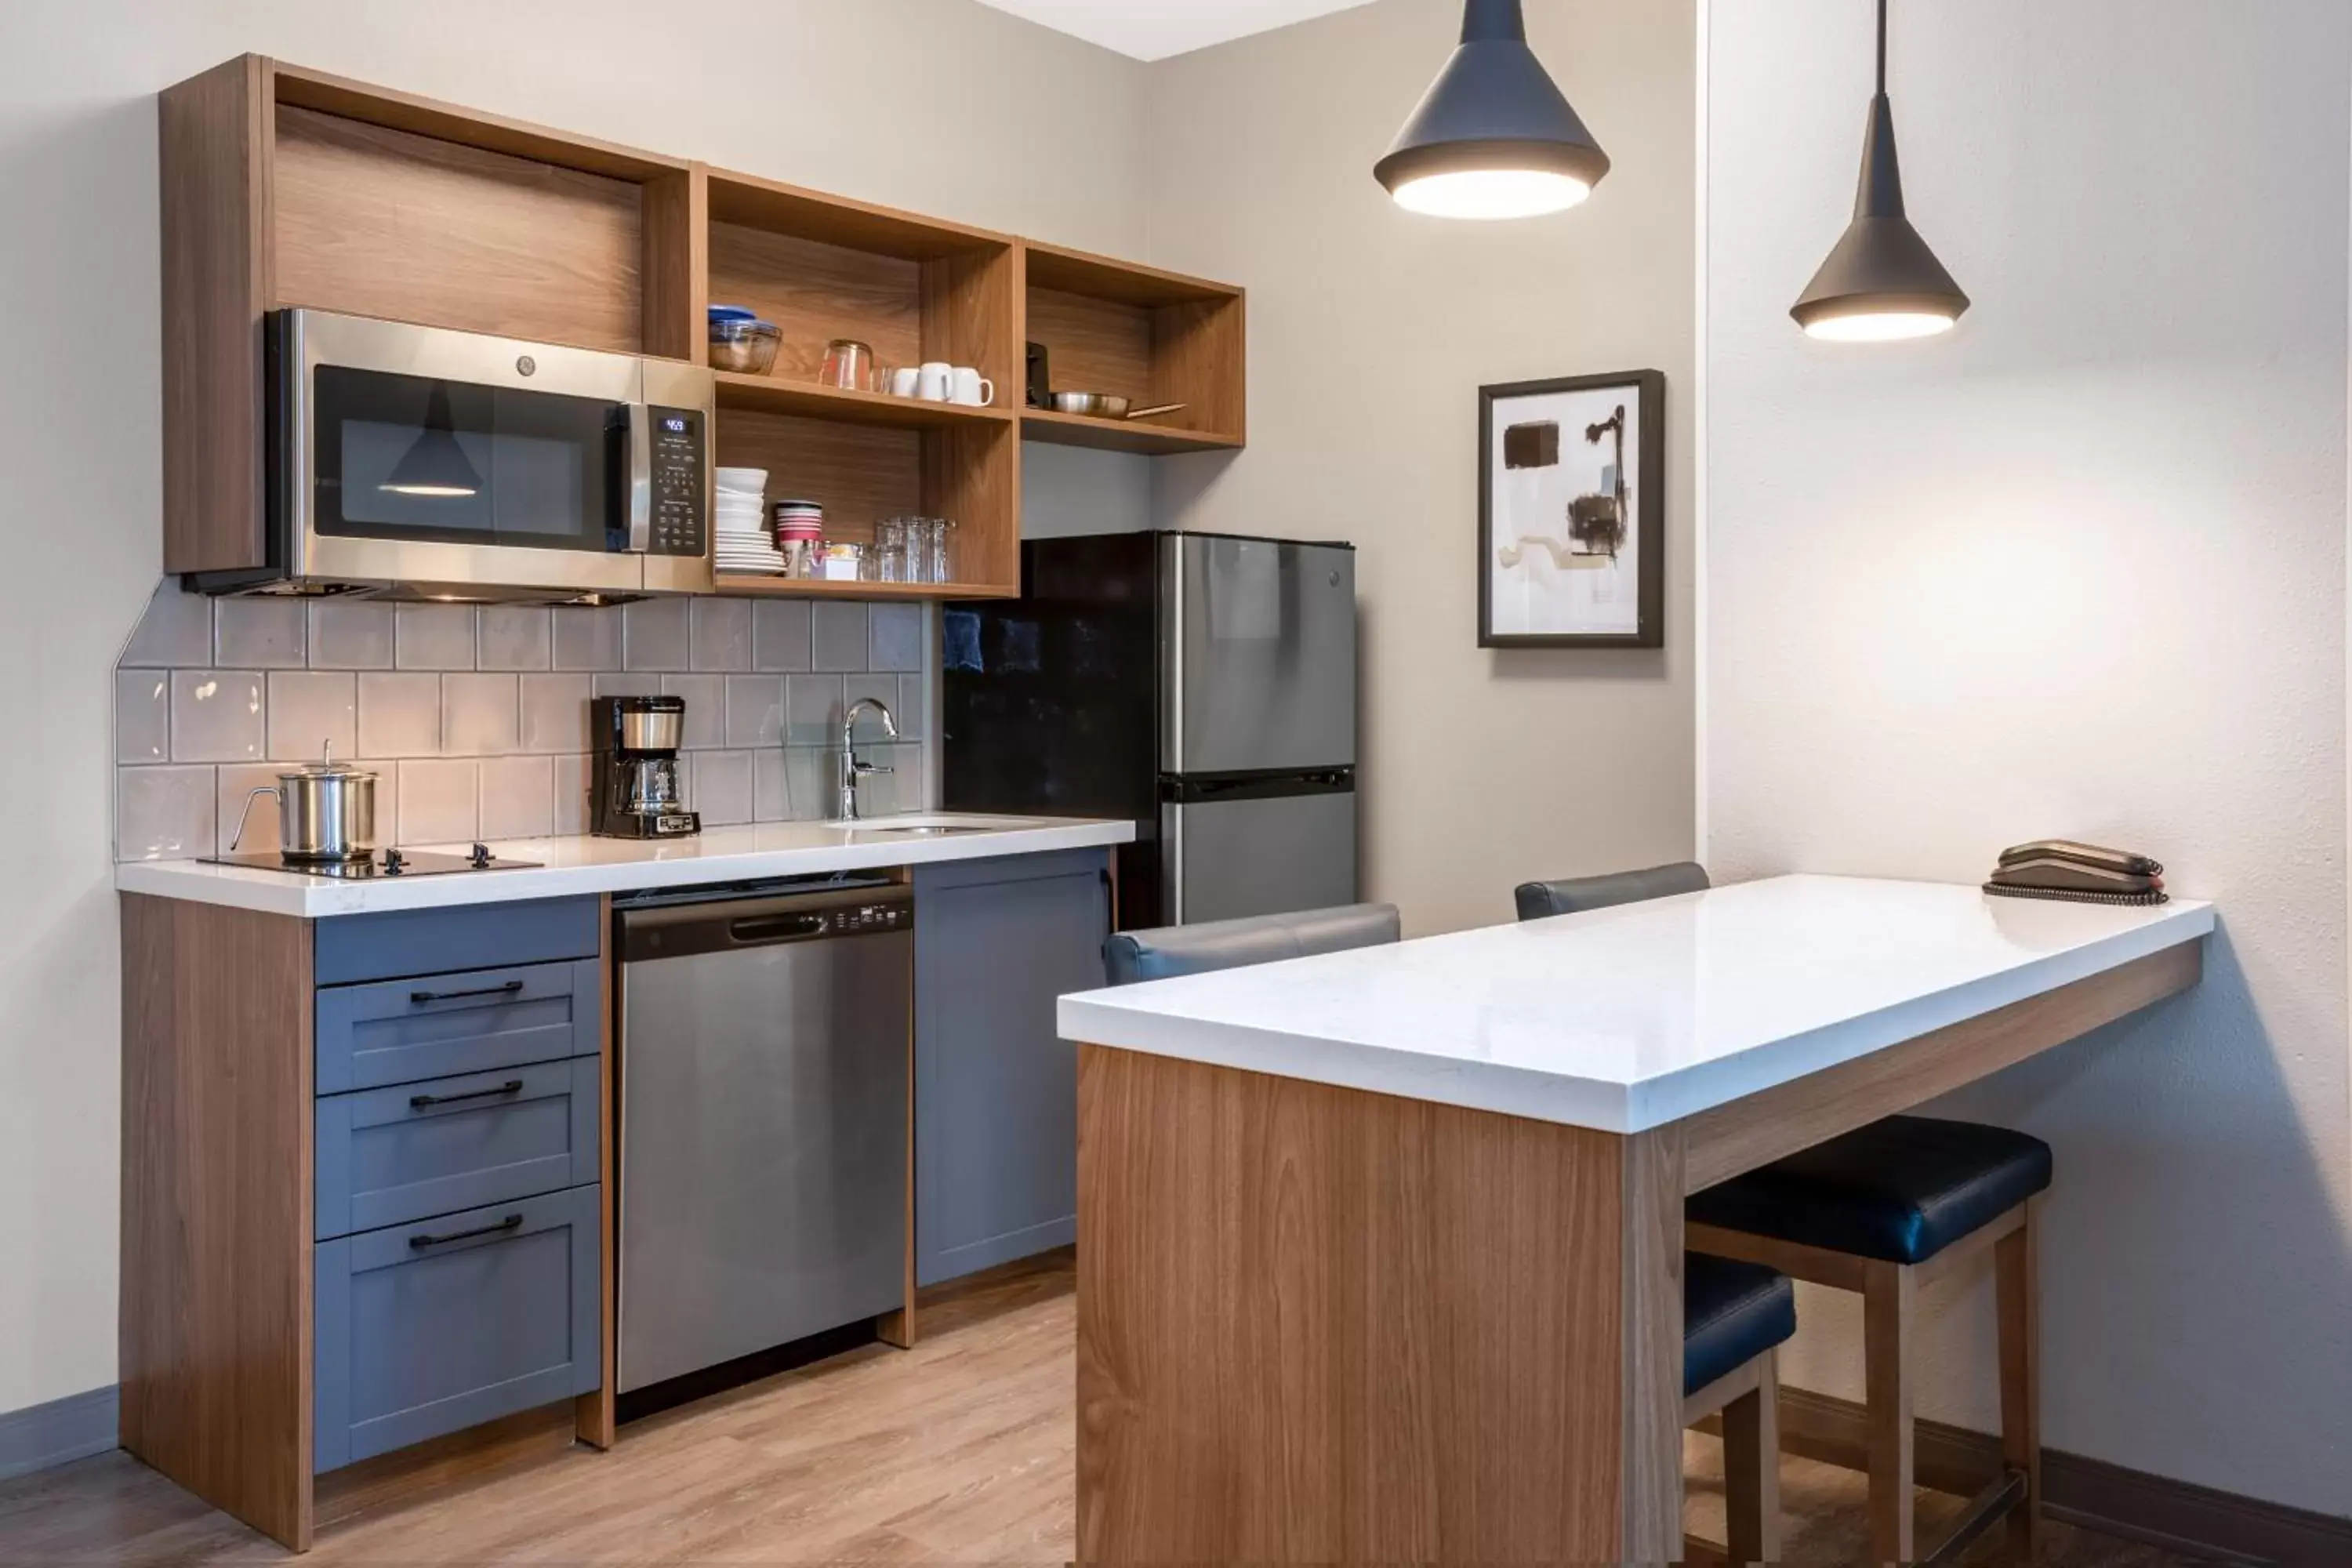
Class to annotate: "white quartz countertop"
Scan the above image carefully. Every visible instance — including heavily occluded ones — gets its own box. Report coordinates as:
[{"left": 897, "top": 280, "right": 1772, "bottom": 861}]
[
  {"left": 1058, "top": 875, "right": 2214, "bottom": 1133},
  {"left": 116, "top": 815, "right": 1134, "bottom": 917}
]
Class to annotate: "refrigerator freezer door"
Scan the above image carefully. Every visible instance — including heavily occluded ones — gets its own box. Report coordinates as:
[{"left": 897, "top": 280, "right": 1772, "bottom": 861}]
[
  {"left": 1164, "top": 789, "right": 1358, "bottom": 925},
  {"left": 1161, "top": 534, "right": 1356, "bottom": 776}
]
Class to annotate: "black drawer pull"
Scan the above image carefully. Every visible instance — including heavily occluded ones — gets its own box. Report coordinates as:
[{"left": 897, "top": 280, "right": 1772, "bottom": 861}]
[
  {"left": 408, "top": 1079, "right": 525, "bottom": 1111},
  {"left": 408, "top": 1213, "right": 524, "bottom": 1250},
  {"left": 408, "top": 979, "right": 525, "bottom": 1006}
]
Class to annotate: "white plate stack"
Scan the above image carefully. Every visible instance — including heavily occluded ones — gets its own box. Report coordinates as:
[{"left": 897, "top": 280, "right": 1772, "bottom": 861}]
[{"left": 713, "top": 466, "right": 785, "bottom": 574}]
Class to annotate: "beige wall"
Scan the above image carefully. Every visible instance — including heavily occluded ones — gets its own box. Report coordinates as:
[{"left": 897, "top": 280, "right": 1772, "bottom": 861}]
[
  {"left": 0, "top": 0, "right": 1143, "bottom": 1420},
  {"left": 1142, "top": 0, "right": 1698, "bottom": 938},
  {"left": 4, "top": 0, "right": 1702, "bottom": 1425},
  {"left": 1704, "top": 0, "right": 2352, "bottom": 1512}
]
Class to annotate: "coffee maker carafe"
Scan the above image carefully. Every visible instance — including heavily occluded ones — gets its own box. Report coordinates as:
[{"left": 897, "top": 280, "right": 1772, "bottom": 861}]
[{"left": 592, "top": 695, "right": 701, "bottom": 839}]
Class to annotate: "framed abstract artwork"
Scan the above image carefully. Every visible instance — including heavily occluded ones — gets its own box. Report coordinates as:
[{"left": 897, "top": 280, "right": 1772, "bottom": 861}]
[{"left": 1478, "top": 370, "right": 1664, "bottom": 648}]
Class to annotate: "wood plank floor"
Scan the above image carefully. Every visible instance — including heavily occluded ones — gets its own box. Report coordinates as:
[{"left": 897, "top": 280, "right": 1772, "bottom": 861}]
[{"left": 0, "top": 1252, "right": 2198, "bottom": 1564}]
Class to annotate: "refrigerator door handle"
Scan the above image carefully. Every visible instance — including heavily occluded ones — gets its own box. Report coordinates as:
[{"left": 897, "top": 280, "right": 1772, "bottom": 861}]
[{"left": 1167, "top": 801, "right": 1185, "bottom": 924}]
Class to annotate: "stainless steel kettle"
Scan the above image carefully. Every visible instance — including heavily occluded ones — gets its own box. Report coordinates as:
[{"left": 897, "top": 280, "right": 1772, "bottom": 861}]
[{"left": 231, "top": 744, "right": 381, "bottom": 862}]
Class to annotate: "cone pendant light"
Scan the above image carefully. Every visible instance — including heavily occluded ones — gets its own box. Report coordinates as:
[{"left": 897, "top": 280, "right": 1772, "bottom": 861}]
[
  {"left": 1374, "top": 0, "right": 1609, "bottom": 220},
  {"left": 1791, "top": 0, "right": 1969, "bottom": 340}
]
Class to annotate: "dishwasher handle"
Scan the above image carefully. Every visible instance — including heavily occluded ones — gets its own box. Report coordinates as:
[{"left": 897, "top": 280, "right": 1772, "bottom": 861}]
[
  {"left": 617, "top": 882, "right": 913, "bottom": 963},
  {"left": 728, "top": 912, "right": 821, "bottom": 943}
]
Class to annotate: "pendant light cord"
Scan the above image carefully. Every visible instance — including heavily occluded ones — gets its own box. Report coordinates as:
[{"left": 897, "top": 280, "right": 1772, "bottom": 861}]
[{"left": 1876, "top": 0, "right": 1889, "bottom": 96}]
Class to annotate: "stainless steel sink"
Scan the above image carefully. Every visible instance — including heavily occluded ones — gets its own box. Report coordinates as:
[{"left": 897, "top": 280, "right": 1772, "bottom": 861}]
[{"left": 822, "top": 815, "right": 1009, "bottom": 837}]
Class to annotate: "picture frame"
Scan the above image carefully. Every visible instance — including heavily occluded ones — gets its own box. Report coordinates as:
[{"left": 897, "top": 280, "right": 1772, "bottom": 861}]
[{"left": 1477, "top": 369, "right": 1665, "bottom": 648}]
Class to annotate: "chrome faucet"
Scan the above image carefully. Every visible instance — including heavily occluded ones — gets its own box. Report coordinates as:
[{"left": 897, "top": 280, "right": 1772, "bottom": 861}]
[{"left": 838, "top": 696, "right": 898, "bottom": 820}]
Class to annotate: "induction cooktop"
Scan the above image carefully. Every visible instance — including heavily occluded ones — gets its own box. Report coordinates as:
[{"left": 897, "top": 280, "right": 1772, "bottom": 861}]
[{"left": 198, "top": 845, "right": 541, "bottom": 879}]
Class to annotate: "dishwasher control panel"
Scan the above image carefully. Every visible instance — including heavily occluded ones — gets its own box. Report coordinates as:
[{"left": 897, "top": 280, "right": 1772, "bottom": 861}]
[
  {"left": 716, "top": 899, "right": 910, "bottom": 948},
  {"left": 822, "top": 902, "right": 909, "bottom": 936},
  {"left": 618, "top": 880, "right": 913, "bottom": 963}
]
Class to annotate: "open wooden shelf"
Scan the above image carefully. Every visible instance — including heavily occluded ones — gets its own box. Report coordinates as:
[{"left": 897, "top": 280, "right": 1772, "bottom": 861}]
[
  {"left": 1021, "top": 240, "right": 1246, "bottom": 456},
  {"left": 695, "top": 168, "right": 1022, "bottom": 595},
  {"left": 1020, "top": 408, "right": 1244, "bottom": 456},
  {"left": 161, "top": 55, "right": 1245, "bottom": 589},
  {"left": 698, "top": 168, "right": 1018, "bottom": 394},
  {"left": 710, "top": 574, "right": 1019, "bottom": 601},
  {"left": 714, "top": 371, "right": 1013, "bottom": 431}
]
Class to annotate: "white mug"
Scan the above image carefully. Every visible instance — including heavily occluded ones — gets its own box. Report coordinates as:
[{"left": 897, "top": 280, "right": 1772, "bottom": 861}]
[
  {"left": 888, "top": 366, "right": 920, "bottom": 397},
  {"left": 950, "top": 366, "right": 996, "bottom": 407},
  {"left": 915, "top": 362, "right": 954, "bottom": 401}
]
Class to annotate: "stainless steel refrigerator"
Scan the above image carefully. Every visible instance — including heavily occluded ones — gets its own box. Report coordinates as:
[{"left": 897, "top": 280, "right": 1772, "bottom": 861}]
[{"left": 943, "top": 531, "right": 1357, "bottom": 929}]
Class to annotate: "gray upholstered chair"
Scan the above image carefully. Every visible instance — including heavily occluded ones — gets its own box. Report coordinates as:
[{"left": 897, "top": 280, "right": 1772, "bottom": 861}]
[
  {"left": 1515, "top": 864, "right": 2046, "bottom": 1562},
  {"left": 1102, "top": 904, "right": 1402, "bottom": 985},
  {"left": 1514, "top": 860, "right": 1711, "bottom": 921},
  {"left": 1109, "top": 897, "right": 1792, "bottom": 1563}
]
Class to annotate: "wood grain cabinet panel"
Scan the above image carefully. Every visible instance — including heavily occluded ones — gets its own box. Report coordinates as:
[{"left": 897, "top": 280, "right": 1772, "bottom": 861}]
[
  {"left": 1075, "top": 1044, "right": 1675, "bottom": 1563},
  {"left": 273, "top": 107, "right": 647, "bottom": 354},
  {"left": 119, "top": 894, "right": 316, "bottom": 1549}
]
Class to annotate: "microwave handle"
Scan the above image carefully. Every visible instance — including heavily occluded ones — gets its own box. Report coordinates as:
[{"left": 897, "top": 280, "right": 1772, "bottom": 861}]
[{"left": 619, "top": 401, "right": 652, "bottom": 554}]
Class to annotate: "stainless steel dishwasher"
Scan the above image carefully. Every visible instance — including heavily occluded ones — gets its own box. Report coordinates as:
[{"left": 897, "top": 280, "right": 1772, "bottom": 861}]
[{"left": 615, "top": 878, "right": 910, "bottom": 1395}]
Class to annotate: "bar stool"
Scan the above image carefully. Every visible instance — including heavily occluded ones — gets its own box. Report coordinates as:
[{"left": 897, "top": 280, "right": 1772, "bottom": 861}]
[
  {"left": 1684, "top": 1254, "right": 1798, "bottom": 1564},
  {"left": 1514, "top": 864, "right": 2050, "bottom": 1565},
  {"left": 1688, "top": 1121, "right": 2047, "bottom": 1564},
  {"left": 1108, "top": 904, "right": 1795, "bottom": 1563}
]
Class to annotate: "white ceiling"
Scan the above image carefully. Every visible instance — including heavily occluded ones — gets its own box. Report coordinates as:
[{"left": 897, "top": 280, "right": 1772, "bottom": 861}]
[{"left": 971, "top": 0, "right": 1381, "bottom": 61}]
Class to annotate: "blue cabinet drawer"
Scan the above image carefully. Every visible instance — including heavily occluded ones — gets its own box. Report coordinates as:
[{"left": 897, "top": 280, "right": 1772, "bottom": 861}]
[
  {"left": 314, "top": 896, "right": 601, "bottom": 987},
  {"left": 315, "top": 1184, "right": 601, "bottom": 1472},
  {"left": 316, "top": 959, "right": 601, "bottom": 1094},
  {"left": 315, "top": 1058, "right": 601, "bottom": 1241}
]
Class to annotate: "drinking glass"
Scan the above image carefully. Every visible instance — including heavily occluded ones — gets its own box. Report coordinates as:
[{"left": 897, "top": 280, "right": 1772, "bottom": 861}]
[
  {"left": 926, "top": 517, "right": 957, "bottom": 585},
  {"left": 875, "top": 517, "right": 909, "bottom": 583},
  {"left": 906, "top": 517, "right": 934, "bottom": 584},
  {"left": 818, "top": 339, "right": 874, "bottom": 390}
]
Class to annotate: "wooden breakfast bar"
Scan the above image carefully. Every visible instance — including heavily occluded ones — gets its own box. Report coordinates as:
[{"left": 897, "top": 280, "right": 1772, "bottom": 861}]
[{"left": 1057, "top": 875, "right": 2213, "bottom": 1563}]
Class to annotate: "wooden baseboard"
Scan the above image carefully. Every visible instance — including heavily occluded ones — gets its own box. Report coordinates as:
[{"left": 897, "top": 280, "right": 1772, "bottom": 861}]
[{"left": 1747, "top": 1387, "right": 2352, "bottom": 1567}]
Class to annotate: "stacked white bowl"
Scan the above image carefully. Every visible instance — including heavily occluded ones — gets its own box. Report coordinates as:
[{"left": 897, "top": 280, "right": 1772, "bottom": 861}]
[{"left": 713, "top": 467, "right": 784, "bottom": 574}]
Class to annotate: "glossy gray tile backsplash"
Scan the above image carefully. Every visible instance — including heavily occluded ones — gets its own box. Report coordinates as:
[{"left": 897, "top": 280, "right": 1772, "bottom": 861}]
[{"left": 113, "top": 583, "right": 931, "bottom": 861}]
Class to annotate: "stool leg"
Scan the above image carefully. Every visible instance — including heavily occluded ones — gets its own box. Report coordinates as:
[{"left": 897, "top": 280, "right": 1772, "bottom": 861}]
[
  {"left": 1997, "top": 1202, "right": 2043, "bottom": 1555},
  {"left": 1721, "top": 1349, "right": 1782, "bottom": 1564},
  {"left": 1863, "top": 1261, "right": 1916, "bottom": 1565}
]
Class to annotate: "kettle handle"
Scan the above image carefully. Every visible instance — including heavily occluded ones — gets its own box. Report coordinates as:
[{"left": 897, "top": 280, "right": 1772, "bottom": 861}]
[{"left": 228, "top": 786, "right": 279, "bottom": 853}]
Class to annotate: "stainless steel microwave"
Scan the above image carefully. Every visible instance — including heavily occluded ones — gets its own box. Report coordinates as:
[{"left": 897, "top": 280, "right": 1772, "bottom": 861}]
[{"left": 189, "top": 309, "right": 714, "bottom": 601}]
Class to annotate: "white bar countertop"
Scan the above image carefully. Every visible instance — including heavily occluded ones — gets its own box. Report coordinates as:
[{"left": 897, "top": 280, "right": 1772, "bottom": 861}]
[
  {"left": 116, "top": 815, "right": 1134, "bottom": 918},
  {"left": 1058, "top": 875, "right": 2214, "bottom": 1133}
]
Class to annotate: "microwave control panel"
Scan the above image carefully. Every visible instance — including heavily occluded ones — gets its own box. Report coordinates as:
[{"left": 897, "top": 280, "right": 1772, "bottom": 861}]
[{"left": 647, "top": 407, "right": 707, "bottom": 557}]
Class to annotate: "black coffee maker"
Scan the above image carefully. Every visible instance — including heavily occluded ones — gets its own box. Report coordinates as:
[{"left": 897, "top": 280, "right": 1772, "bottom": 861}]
[{"left": 591, "top": 695, "right": 700, "bottom": 839}]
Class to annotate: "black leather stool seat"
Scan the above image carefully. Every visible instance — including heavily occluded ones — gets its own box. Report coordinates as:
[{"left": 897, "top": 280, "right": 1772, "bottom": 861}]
[
  {"left": 1689, "top": 1115, "right": 2053, "bottom": 1265},
  {"left": 1683, "top": 1253, "right": 1797, "bottom": 1397}
]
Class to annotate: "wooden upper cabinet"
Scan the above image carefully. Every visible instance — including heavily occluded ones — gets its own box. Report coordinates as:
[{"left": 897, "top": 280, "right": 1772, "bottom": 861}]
[
  {"left": 158, "top": 56, "right": 696, "bottom": 577},
  {"left": 1020, "top": 241, "right": 1247, "bottom": 456},
  {"left": 159, "top": 56, "right": 273, "bottom": 578},
  {"left": 156, "top": 55, "right": 1243, "bottom": 589}
]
